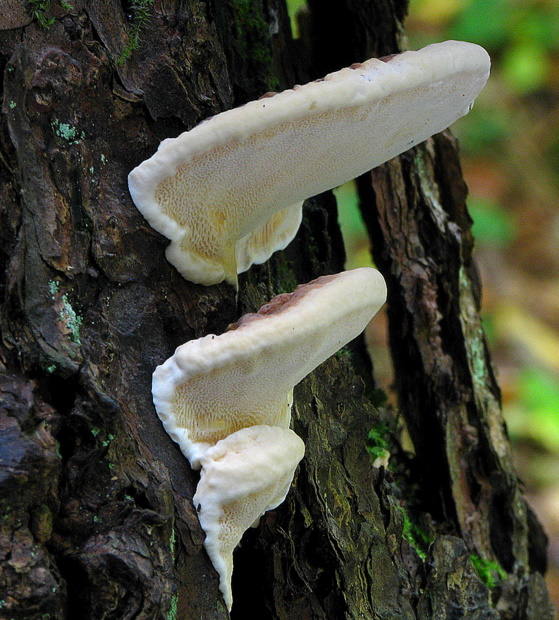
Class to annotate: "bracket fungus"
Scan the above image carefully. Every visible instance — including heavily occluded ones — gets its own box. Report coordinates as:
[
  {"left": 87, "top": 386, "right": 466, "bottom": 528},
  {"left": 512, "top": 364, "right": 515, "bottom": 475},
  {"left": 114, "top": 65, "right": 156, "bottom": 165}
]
[
  {"left": 152, "top": 266, "right": 387, "bottom": 469},
  {"left": 128, "top": 40, "right": 490, "bottom": 286},
  {"left": 152, "top": 267, "right": 386, "bottom": 610},
  {"left": 193, "top": 425, "right": 305, "bottom": 610}
]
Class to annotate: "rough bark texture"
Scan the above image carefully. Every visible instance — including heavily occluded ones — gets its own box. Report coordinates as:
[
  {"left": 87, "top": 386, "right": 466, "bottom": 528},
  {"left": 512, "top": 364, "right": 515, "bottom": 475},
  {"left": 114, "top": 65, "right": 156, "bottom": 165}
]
[{"left": 0, "top": 1, "right": 554, "bottom": 619}]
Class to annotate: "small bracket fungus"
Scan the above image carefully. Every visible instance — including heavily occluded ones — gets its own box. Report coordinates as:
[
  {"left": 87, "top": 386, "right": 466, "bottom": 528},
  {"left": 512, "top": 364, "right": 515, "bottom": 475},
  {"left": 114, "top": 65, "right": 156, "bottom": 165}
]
[
  {"left": 152, "top": 267, "right": 387, "bottom": 469},
  {"left": 193, "top": 425, "right": 305, "bottom": 610},
  {"left": 128, "top": 40, "right": 490, "bottom": 286}
]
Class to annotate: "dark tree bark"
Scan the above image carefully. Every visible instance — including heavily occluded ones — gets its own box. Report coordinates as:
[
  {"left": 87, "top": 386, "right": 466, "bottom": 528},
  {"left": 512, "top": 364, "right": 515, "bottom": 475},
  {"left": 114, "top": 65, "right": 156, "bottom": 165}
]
[{"left": 0, "top": 1, "right": 554, "bottom": 619}]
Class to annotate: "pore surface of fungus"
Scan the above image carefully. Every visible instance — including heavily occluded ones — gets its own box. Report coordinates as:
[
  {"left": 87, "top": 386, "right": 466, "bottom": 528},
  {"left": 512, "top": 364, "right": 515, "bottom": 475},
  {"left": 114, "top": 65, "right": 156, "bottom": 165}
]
[
  {"left": 128, "top": 40, "right": 490, "bottom": 286},
  {"left": 193, "top": 425, "right": 305, "bottom": 610},
  {"left": 152, "top": 267, "right": 387, "bottom": 468}
]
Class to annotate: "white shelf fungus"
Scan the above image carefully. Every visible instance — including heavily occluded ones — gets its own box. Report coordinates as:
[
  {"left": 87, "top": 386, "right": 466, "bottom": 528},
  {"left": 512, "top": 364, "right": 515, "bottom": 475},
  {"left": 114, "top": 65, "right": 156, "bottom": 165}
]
[
  {"left": 152, "top": 267, "right": 386, "bottom": 609},
  {"left": 193, "top": 425, "right": 305, "bottom": 610},
  {"left": 128, "top": 40, "right": 490, "bottom": 286},
  {"left": 152, "top": 267, "right": 387, "bottom": 469}
]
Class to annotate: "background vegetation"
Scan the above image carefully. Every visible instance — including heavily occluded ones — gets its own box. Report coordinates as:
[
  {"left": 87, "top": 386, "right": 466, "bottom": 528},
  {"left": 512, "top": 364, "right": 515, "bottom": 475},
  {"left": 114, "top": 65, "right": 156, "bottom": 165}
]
[
  {"left": 289, "top": 0, "right": 559, "bottom": 611},
  {"left": 405, "top": 0, "right": 559, "bottom": 610}
]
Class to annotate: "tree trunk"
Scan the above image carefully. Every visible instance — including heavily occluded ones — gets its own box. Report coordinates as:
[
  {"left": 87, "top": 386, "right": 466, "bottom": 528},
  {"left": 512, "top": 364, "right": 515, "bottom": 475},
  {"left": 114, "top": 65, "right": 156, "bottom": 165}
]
[{"left": 0, "top": 1, "right": 554, "bottom": 619}]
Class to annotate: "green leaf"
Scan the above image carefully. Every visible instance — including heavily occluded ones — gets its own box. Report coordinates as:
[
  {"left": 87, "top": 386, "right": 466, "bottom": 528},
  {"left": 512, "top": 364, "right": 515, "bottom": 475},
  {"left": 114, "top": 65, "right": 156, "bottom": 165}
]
[
  {"left": 502, "top": 43, "right": 549, "bottom": 93},
  {"left": 468, "top": 197, "right": 516, "bottom": 246},
  {"left": 449, "top": 0, "right": 509, "bottom": 48},
  {"left": 506, "top": 368, "right": 559, "bottom": 452},
  {"left": 333, "top": 181, "right": 375, "bottom": 270}
]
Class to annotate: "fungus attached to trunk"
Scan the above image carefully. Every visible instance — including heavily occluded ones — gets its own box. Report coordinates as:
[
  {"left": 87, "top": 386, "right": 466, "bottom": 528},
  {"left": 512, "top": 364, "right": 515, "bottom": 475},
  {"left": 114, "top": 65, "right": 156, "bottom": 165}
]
[
  {"left": 153, "top": 267, "right": 385, "bottom": 610},
  {"left": 193, "top": 425, "right": 305, "bottom": 610},
  {"left": 152, "top": 266, "right": 387, "bottom": 469},
  {"left": 128, "top": 40, "right": 490, "bottom": 286}
]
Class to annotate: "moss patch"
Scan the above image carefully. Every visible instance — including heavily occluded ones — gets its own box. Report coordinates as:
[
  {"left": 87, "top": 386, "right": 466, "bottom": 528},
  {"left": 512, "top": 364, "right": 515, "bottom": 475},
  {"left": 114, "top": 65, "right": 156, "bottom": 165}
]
[
  {"left": 118, "top": 0, "right": 155, "bottom": 64},
  {"left": 470, "top": 554, "right": 507, "bottom": 589},
  {"left": 397, "top": 506, "right": 433, "bottom": 561}
]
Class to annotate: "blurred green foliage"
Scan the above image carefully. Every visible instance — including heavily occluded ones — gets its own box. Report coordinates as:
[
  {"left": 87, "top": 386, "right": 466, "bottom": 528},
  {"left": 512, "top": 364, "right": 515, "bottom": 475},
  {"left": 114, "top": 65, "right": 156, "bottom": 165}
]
[
  {"left": 408, "top": 0, "right": 559, "bottom": 458},
  {"left": 468, "top": 197, "right": 516, "bottom": 246},
  {"left": 453, "top": 105, "right": 509, "bottom": 155},
  {"left": 410, "top": 0, "right": 559, "bottom": 157},
  {"left": 507, "top": 368, "right": 559, "bottom": 453},
  {"left": 285, "top": 0, "right": 307, "bottom": 37},
  {"left": 285, "top": 0, "right": 559, "bottom": 462},
  {"left": 398, "top": 1, "right": 559, "bottom": 462},
  {"left": 333, "top": 182, "right": 375, "bottom": 270},
  {"left": 446, "top": 0, "right": 559, "bottom": 93}
]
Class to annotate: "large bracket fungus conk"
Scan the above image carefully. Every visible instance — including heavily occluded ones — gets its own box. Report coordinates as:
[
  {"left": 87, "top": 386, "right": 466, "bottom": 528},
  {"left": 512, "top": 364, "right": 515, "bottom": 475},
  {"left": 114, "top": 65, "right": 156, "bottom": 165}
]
[
  {"left": 152, "top": 267, "right": 387, "bottom": 608},
  {"left": 128, "top": 40, "right": 490, "bottom": 287},
  {"left": 152, "top": 267, "right": 387, "bottom": 469}
]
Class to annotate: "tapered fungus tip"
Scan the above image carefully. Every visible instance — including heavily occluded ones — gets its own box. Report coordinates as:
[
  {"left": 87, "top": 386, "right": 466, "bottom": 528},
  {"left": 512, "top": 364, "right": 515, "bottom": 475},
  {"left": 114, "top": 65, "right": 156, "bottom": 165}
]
[
  {"left": 128, "top": 40, "right": 489, "bottom": 285},
  {"left": 193, "top": 425, "right": 305, "bottom": 610}
]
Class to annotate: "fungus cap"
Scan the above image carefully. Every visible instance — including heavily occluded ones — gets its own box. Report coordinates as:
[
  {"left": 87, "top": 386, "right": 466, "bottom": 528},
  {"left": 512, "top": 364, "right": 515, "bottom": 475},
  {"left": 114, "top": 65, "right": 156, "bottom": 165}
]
[
  {"left": 152, "top": 267, "right": 387, "bottom": 468},
  {"left": 193, "top": 425, "right": 305, "bottom": 610},
  {"left": 128, "top": 40, "right": 490, "bottom": 285}
]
